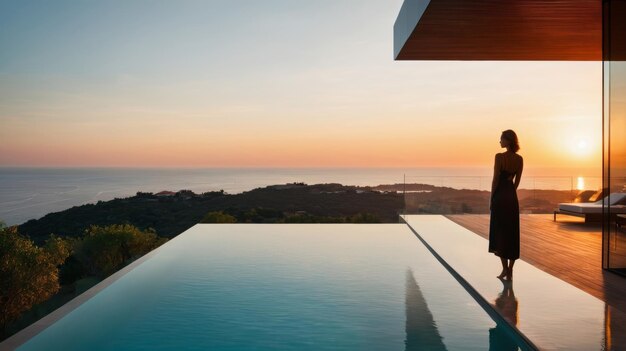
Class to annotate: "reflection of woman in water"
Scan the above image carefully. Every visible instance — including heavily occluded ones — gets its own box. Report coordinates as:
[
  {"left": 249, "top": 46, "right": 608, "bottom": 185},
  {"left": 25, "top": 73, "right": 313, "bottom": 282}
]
[
  {"left": 494, "top": 282, "right": 518, "bottom": 325},
  {"left": 489, "top": 281, "right": 520, "bottom": 351},
  {"left": 489, "top": 130, "right": 523, "bottom": 281}
]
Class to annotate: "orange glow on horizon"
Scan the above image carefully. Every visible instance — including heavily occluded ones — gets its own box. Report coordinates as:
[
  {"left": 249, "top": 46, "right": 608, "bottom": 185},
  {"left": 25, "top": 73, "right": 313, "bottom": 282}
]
[
  {"left": 0, "top": 3, "right": 603, "bottom": 173},
  {"left": 0, "top": 122, "right": 601, "bottom": 170}
]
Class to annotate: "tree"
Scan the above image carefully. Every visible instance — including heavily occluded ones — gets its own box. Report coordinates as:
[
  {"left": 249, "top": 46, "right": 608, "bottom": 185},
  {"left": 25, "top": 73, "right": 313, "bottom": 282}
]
[
  {"left": 0, "top": 227, "right": 70, "bottom": 327},
  {"left": 200, "top": 211, "right": 237, "bottom": 223},
  {"left": 74, "top": 224, "right": 166, "bottom": 278}
]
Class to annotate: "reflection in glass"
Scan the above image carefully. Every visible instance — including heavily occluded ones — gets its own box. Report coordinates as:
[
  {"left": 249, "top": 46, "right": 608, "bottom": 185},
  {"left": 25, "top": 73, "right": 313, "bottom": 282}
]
[{"left": 602, "top": 0, "right": 626, "bottom": 274}]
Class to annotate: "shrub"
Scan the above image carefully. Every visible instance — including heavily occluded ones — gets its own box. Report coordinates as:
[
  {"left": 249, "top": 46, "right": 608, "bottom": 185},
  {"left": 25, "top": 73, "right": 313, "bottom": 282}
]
[
  {"left": 74, "top": 224, "right": 166, "bottom": 278},
  {"left": 0, "top": 227, "right": 70, "bottom": 327},
  {"left": 200, "top": 211, "right": 237, "bottom": 223}
]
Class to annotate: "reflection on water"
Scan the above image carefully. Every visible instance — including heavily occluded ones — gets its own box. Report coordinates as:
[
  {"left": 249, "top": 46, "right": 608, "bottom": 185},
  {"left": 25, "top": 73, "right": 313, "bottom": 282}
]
[
  {"left": 405, "top": 269, "right": 447, "bottom": 351},
  {"left": 577, "top": 176, "right": 585, "bottom": 191},
  {"left": 606, "top": 305, "right": 613, "bottom": 351},
  {"left": 405, "top": 269, "right": 526, "bottom": 351},
  {"left": 604, "top": 303, "right": 626, "bottom": 351},
  {"left": 490, "top": 280, "right": 521, "bottom": 351},
  {"left": 495, "top": 280, "right": 519, "bottom": 324}
]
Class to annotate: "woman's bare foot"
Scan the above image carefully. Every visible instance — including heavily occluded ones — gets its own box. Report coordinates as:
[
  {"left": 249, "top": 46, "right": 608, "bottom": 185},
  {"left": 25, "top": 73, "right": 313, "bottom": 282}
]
[{"left": 504, "top": 270, "right": 513, "bottom": 281}]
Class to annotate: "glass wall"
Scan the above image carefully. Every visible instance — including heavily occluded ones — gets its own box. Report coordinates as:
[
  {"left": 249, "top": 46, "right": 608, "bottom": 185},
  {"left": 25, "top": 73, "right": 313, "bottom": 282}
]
[
  {"left": 401, "top": 175, "right": 598, "bottom": 215},
  {"left": 602, "top": 0, "right": 626, "bottom": 274}
]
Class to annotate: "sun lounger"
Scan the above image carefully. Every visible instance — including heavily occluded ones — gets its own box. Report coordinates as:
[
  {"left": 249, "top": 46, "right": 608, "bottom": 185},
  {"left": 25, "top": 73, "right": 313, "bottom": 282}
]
[{"left": 554, "top": 193, "right": 626, "bottom": 222}]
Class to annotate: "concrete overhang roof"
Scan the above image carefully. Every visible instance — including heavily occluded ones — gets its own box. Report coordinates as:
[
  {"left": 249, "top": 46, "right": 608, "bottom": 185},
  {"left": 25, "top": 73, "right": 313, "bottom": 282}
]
[{"left": 394, "top": 0, "right": 602, "bottom": 61}]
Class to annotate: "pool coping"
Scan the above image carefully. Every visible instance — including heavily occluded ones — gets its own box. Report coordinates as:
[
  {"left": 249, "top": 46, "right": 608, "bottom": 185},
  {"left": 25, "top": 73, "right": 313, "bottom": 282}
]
[
  {"left": 400, "top": 215, "right": 539, "bottom": 351},
  {"left": 401, "top": 214, "right": 622, "bottom": 351}
]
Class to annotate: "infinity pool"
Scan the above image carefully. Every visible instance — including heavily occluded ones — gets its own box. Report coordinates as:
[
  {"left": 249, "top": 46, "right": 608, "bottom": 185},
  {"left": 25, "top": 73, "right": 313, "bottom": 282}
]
[{"left": 14, "top": 224, "right": 528, "bottom": 350}]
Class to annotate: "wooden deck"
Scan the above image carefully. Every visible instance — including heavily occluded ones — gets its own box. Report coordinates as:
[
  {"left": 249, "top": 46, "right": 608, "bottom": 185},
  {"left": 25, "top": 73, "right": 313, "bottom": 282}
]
[{"left": 446, "top": 214, "right": 626, "bottom": 313}]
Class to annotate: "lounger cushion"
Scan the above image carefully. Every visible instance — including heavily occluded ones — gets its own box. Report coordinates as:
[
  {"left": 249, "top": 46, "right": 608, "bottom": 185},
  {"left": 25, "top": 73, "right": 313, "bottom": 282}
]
[
  {"left": 558, "top": 204, "right": 626, "bottom": 214},
  {"left": 597, "top": 193, "right": 626, "bottom": 206},
  {"left": 559, "top": 203, "right": 603, "bottom": 213},
  {"left": 557, "top": 193, "right": 626, "bottom": 213}
]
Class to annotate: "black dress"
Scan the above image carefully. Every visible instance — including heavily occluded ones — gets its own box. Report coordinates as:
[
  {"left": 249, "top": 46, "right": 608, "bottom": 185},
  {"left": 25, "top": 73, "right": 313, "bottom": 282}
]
[{"left": 489, "top": 169, "right": 520, "bottom": 260}]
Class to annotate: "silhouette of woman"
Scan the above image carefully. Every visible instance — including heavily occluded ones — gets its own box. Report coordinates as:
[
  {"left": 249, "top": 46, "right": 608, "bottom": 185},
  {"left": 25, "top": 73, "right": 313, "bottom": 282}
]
[{"left": 489, "top": 130, "right": 523, "bottom": 281}]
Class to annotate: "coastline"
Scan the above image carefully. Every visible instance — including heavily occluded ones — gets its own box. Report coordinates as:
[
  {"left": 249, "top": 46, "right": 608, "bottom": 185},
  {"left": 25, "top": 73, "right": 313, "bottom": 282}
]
[{"left": 0, "top": 166, "right": 601, "bottom": 226}]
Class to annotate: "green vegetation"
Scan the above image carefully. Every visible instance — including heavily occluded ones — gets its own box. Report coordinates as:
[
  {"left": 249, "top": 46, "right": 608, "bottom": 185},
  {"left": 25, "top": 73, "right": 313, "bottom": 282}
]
[
  {"left": 0, "top": 226, "right": 70, "bottom": 329},
  {"left": 200, "top": 208, "right": 385, "bottom": 224},
  {"left": 73, "top": 224, "right": 167, "bottom": 278},
  {"left": 0, "top": 223, "right": 167, "bottom": 340},
  {"left": 200, "top": 211, "right": 237, "bottom": 223}
]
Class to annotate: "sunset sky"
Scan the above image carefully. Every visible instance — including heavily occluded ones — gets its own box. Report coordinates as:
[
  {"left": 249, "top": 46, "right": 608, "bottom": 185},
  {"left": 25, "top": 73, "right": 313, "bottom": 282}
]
[{"left": 0, "top": 0, "right": 602, "bottom": 172}]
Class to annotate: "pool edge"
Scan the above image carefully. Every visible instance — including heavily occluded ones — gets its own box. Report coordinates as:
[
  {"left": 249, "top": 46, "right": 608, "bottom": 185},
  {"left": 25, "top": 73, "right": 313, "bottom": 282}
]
[
  {"left": 399, "top": 215, "right": 540, "bottom": 351},
  {"left": 0, "top": 224, "right": 200, "bottom": 351}
]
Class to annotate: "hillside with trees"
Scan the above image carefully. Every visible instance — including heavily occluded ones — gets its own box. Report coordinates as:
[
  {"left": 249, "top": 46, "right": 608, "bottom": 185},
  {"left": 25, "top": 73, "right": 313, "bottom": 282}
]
[{"left": 17, "top": 183, "right": 404, "bottom": 244}]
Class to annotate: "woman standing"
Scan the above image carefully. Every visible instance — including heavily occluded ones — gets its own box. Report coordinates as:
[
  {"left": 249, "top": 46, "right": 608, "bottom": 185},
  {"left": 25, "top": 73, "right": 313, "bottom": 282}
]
[{"left": 489, "top": 130, "right": 523, "bottom": 281}]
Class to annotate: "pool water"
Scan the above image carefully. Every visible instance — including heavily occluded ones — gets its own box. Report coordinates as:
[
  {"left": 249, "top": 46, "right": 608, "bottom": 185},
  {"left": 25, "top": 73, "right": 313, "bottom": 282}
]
[{"left": 17, "top": 224, "right": 528, "bottom": 350}]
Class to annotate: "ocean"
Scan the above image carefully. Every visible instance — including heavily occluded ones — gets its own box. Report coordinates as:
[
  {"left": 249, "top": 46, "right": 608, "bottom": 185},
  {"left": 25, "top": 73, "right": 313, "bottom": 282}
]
[{"left": 0, "top": 166, "right": 601, "bottom": 226}]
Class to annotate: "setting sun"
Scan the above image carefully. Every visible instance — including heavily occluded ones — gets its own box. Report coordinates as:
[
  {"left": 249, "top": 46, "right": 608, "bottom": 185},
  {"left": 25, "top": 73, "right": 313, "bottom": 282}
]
[{"left": 574, "top": 138, "right": 593, "bottom": 156}]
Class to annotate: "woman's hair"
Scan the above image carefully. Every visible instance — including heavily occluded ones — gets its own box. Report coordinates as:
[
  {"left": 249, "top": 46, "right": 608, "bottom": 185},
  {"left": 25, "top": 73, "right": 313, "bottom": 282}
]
[{"left": 501, "top": 129, "right": 520, "bottom": 152}]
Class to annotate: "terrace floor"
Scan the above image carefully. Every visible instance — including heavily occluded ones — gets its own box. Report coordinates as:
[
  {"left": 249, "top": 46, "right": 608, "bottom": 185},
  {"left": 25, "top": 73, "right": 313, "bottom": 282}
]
[{"left": 446, "top": 214, "right": 626, "bottom": 313}]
